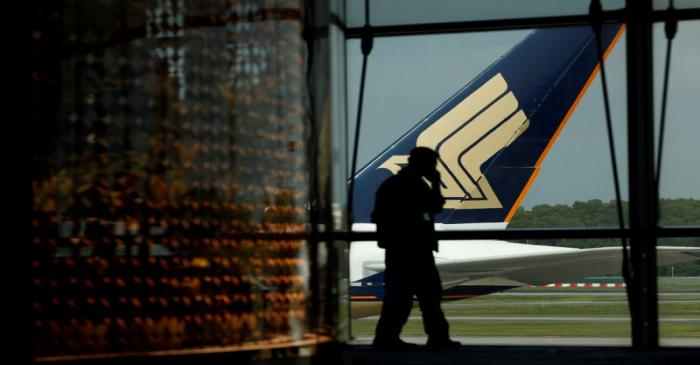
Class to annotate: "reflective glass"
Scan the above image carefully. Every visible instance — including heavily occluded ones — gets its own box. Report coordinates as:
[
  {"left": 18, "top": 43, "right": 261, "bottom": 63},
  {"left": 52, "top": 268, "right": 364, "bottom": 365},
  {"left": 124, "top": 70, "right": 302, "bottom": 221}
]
[{"left": 31, "top": 0, "right": 333, "bottom": 359}]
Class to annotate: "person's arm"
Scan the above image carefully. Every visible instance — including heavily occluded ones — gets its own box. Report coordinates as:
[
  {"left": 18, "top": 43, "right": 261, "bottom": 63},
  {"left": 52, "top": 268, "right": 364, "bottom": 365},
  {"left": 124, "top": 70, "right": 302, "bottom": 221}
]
[
  {"left": 426, "top": 170, "right": 445, "bottom": 214},
  {"left": 370, "top": 183, "right": 385, "bottom": 224},
  {"left": 372, "top": 177, "right": 399, "bottom": 225}
]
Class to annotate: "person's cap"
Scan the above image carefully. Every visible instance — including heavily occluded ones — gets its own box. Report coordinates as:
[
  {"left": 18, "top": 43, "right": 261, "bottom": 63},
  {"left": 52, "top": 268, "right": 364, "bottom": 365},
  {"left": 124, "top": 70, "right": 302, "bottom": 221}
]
[{"left": 409, "top": 146, "right": 439, "bottom": 161}]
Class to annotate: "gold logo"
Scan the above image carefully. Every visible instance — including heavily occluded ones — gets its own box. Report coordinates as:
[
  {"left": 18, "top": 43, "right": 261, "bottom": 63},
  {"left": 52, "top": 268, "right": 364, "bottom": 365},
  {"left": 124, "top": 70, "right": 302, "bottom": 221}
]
[{"left": 379, "top": 73, "right": 529, "bottom": 209}]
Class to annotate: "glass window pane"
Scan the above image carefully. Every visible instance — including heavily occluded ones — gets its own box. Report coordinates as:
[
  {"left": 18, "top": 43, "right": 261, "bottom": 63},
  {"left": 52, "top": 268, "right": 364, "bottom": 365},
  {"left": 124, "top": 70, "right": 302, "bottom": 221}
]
[
  {"left": 348, "top": 26, "right": 629, "bottom": 228},
  {"left": 657, "top": 237, "right": 700, "bottom": 347},
  {"left": 347, "top": 27, "right": 635, "bottom": 347},
  {"left": 654, "top": 0, "right": 700, "bottom": 10},
  {"left": 350, "top": 238, "right": 635, "bottom": 346},
  {"left": 346, "top": 0, "right": 624, "bottom": 27},
  {"left": 654, "top": 21, "right": 700, "bottom": 226}
]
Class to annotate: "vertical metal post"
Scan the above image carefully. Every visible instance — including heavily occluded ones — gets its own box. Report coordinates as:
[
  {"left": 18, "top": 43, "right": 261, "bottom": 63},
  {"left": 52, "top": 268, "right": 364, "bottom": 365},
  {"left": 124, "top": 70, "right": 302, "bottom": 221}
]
[{"left": 625, "top": 0, "right": 659, "bottom": 348}]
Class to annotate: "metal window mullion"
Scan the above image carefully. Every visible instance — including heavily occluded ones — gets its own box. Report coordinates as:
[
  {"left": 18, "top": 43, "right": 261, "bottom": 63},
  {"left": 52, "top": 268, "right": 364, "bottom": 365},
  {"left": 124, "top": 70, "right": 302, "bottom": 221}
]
[
  {"left": 343, "top": 8, "right": 700, "bottom": 39},
  {"left": 626, "top": 0, "right": 659, "bottom": 349},
  {"left": 93, "top": 227, "right": 692, "bottom": 241}
]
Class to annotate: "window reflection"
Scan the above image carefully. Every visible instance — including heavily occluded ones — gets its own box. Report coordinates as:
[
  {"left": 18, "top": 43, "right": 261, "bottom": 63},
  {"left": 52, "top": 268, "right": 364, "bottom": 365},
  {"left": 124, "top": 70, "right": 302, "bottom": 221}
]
[{"left": 31, "top": 0, "right": 328, "bottom": 358}]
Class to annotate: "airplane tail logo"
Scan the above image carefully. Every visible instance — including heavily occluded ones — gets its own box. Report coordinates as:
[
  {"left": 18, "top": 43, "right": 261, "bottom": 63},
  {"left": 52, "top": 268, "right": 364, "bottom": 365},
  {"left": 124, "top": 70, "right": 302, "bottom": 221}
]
[
  {"left": 351, "top": 24, "right": 625, "bottom": 226},
  {"left": 379, "top": 73, "right": 529, "bottom": 210}
]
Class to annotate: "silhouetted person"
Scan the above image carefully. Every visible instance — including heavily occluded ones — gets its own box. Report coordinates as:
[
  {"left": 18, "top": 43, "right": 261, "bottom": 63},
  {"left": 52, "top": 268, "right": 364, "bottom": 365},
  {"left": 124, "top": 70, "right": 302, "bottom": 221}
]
[{"left": 371, "top": 147, "right": 461, "bottom": 351}]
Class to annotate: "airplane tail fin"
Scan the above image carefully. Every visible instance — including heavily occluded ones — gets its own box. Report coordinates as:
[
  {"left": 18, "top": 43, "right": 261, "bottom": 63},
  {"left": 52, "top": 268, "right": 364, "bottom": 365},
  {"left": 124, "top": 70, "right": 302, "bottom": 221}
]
[{"left": 351, "top": 24, "right": 624, "bottom": 227}]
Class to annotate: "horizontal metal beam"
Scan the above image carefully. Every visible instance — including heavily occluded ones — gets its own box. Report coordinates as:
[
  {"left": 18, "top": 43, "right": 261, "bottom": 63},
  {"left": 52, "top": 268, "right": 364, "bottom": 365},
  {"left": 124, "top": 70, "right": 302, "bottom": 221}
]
[
  {"left": 346, "top": 13, "right": 622, "bottom": 38},
  {"left": 345, "top": 8, "right": 700, "bottom": 38},
  {"left": 333, "top": 227, "right": 700, "bottom": 242},
  {"left": 652, "top": 7, "right": 700, "bottom": 22},
  {"left": 42, "top": 227, "right": 698, "bottom": 249}
]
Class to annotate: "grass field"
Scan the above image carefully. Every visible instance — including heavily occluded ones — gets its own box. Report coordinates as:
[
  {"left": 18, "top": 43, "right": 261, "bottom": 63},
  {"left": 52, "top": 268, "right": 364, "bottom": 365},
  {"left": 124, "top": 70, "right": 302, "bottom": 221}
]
[
  {"left": 352, "top": 320, "right": 700, "bottom": 338},
  {"left": 351, "top": 277, "right": 700, "bottom": 338}
]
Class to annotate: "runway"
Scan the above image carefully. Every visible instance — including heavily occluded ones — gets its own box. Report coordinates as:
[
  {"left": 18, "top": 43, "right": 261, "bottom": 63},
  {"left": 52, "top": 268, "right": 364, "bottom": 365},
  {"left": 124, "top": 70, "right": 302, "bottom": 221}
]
[
  {"left": 442, "top": 299, "right": 700, "bottom": 307},
  {"left": 488, "top": 291, "right": 700, "bottom": 296}
]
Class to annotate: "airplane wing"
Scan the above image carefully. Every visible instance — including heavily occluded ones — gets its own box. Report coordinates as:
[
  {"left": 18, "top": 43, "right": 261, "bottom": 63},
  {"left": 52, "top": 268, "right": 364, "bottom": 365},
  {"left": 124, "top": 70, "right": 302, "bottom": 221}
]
[
  {"left": 351, "top": 242, "right": 699, "bottom": 317},
  {"left": 432, "top": 245, "right": 700, "bottom": 286}
]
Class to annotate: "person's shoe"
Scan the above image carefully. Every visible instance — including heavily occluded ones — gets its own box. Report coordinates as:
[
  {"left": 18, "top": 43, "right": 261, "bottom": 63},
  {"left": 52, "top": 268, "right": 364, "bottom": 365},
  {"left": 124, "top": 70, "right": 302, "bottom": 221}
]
[
  {"left": 425, "top": 338, "right": 461, "bottom": 350},
  {"left": 372, "top": 338, "right": 420, "bottom": 351}
]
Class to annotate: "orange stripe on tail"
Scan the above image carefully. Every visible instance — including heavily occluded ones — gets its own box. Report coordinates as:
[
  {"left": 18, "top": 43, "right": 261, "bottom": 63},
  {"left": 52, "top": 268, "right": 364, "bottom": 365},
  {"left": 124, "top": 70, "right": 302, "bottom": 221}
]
[{"left": 504, "top": 25, "right": 626, "bottom": 223}]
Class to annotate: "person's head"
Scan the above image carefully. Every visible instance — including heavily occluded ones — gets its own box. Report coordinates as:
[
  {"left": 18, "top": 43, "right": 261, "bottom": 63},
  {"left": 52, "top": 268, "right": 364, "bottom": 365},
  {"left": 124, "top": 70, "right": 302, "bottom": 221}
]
[{"left": 407, "top": 147, "right": 439, "bottom": 177}]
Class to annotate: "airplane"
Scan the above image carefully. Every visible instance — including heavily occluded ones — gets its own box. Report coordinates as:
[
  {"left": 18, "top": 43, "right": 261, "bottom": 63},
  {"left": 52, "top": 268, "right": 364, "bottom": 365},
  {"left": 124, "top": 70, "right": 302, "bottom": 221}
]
[{"left": 348, "top": 23, "right": 700, "bottom": 318}]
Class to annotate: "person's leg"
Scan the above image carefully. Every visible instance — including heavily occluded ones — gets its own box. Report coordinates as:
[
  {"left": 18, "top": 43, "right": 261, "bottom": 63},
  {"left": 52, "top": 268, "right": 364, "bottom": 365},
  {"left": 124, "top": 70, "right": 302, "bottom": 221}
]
[
  {"left": 415, "top": 255, "right": 450, "bottom": 342},
  {"left": 374, "top": 284, "right": 413, "bottom": 342},
  {"left": 374, "top": 251, "right": 415, "bottom": 346}
]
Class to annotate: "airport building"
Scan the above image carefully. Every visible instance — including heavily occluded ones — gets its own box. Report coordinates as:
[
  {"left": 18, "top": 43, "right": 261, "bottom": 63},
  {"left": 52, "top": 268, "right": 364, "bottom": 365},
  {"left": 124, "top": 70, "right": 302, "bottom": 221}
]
[{"left": 30, "top": 1, "right": 699, "bottom": 364}]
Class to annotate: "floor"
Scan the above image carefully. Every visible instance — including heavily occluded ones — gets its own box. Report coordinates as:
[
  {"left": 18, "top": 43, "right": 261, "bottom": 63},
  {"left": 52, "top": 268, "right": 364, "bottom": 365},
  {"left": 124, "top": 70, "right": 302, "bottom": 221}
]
[{"left": 342, "top": 345, "right": 700, "bottom": 365}]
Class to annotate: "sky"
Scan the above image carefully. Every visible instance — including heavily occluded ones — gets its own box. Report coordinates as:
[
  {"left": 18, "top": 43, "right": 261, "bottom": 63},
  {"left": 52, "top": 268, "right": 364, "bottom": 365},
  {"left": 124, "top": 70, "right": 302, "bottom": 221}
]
[{"left": 346, "top": 21, "right": 700, "bottom": 209}]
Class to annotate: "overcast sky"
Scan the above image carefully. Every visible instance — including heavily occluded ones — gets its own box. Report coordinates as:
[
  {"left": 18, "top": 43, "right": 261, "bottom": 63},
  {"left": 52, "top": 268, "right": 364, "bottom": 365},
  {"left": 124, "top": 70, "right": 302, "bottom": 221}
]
[{"left": 347, "top": 21, "right": 700, "bottom": 208}]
